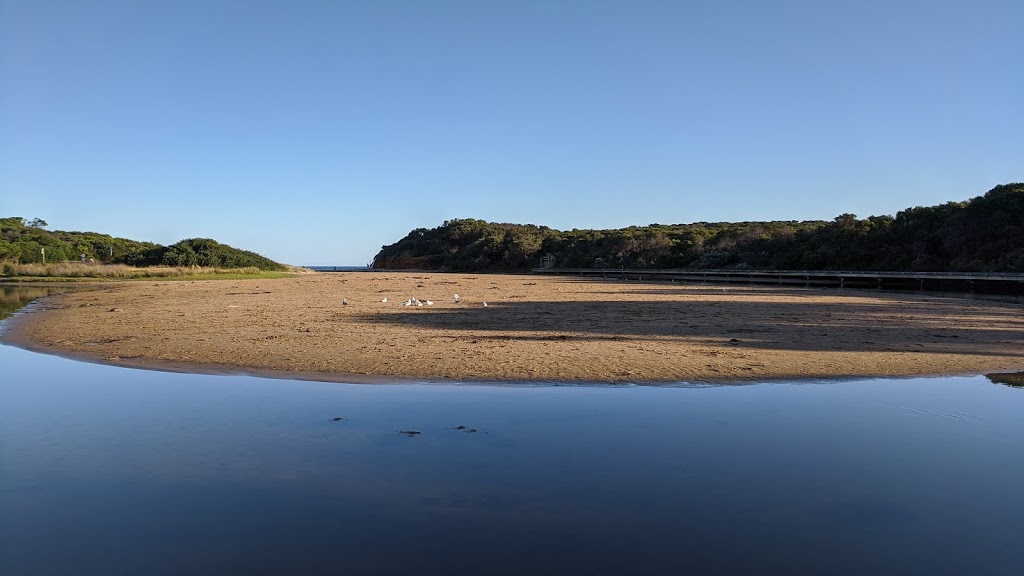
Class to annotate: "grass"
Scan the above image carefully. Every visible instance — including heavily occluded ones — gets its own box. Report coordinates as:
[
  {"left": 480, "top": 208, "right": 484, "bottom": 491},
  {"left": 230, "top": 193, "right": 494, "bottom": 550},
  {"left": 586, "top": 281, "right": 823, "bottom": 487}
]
[
  {"left": 139, "top": 271, "right": 296, "bottom": 281},
  {"left": 1, "top": 262, "right": 299, "bottom": 282}
]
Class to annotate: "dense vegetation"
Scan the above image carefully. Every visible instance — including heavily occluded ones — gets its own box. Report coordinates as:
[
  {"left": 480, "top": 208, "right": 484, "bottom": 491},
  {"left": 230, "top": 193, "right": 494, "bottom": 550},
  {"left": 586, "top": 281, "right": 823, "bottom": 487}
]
[
  {"left": 0, "top": 218, "right": 285, "bottom": 271},
  {"left": 159, "top": 238, "right": 284, "bottom": 270},
  {"left": 373, "top": 183, "right": 1024, "bottom": 273}
]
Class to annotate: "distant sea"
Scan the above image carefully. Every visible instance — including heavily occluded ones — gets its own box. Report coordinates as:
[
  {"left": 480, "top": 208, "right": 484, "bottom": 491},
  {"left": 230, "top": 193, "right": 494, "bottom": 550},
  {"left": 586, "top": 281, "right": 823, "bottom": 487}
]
[{"left": 306, "top": 265, "right": 370, "bottom": 272}]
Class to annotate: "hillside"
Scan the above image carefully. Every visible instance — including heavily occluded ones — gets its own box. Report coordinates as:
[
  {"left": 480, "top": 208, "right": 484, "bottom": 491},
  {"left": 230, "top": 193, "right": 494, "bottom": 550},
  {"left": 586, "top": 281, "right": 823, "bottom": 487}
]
[
  {"left": 373, "top": 183, "right": 1024, "bottom": 273},
  {"left": 0, "top": 218, "right": 285, "bottom": 271}
]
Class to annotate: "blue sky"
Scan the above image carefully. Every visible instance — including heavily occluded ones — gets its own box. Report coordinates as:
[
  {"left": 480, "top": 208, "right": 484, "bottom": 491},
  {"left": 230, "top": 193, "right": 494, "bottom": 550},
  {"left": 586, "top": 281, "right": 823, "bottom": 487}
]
[{"left": 1, "top": 1, "right": 1021, "bottom": 265}]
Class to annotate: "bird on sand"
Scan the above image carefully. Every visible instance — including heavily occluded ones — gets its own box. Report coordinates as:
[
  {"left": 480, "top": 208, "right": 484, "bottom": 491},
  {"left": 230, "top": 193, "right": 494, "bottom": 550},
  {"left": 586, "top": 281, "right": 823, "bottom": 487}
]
[
  {"left": 381, "top": 297, "right": 387, "bottom": 303},
  {"left": 425, "top": 300, "right": 433, "bottom": 306},
  {"left": 482, "top": 302, "right": 488, "bottom": 307},
  {"left": 342, "top": 298, "right": 349, "bottom": 306},
  {"left": 453, "top": 294, "right": 461, "bottom": 303}
]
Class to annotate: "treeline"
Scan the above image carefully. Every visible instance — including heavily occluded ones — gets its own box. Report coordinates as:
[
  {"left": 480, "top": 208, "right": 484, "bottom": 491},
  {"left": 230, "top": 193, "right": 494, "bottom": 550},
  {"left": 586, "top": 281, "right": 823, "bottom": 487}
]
[
  {"left": 373, "top": 183, "right": 1024, "bottom": 273},
  {"left": 0, "top": 217, "right": 285, "bottom": 271}
]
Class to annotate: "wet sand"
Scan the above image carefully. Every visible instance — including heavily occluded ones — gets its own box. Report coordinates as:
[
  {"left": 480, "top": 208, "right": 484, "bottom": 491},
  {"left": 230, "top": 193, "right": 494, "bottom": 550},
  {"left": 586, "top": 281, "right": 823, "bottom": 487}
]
[{"left": 5, "top": 272, "right": 1024, "bottom": 383}]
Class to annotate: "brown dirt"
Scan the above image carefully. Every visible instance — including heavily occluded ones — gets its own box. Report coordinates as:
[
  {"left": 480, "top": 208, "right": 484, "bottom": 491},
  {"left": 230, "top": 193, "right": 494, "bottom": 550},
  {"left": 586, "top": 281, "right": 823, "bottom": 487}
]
[{"left": 6, "top": 272, "right": 1024, "bottom": 383}]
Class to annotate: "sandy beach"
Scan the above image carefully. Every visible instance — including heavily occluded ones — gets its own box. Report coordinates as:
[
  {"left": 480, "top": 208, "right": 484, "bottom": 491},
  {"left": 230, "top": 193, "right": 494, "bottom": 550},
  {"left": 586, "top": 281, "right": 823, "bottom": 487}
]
[{"left": 5, "top": 272, "right": 1024, "bottom": 383}]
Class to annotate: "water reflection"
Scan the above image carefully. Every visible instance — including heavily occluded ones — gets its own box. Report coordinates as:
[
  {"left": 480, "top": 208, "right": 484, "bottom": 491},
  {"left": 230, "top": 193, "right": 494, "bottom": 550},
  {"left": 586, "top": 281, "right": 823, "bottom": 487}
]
[
  {"left": 1, "top": 288, "right": 1023, "bottom": 575},
  {"left": 987, "top": 371, "right": 1024, "bottom": 388},
  {"left": 0, "top": 284, "right": 72, "bottom": 321}
]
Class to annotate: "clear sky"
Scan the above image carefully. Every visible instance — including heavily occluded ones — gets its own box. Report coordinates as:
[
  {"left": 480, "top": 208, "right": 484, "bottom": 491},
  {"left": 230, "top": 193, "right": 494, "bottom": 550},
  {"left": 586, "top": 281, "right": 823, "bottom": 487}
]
[{"left": 1, "top": 1, "right": 1021, "bottom": 265}]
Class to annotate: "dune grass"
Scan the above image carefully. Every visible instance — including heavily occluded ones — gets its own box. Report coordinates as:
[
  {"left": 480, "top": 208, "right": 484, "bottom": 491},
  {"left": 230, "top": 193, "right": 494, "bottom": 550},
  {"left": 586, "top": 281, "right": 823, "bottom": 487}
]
[{"left": 1, "top": 262, "right": 297, "bottom": 282}]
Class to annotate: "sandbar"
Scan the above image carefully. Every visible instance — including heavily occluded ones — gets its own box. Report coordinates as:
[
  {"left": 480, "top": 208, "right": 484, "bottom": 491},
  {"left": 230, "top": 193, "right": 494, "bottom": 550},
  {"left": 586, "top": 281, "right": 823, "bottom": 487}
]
[{"left": 4, "top": 272, "right": 1024, "bottom": 383}]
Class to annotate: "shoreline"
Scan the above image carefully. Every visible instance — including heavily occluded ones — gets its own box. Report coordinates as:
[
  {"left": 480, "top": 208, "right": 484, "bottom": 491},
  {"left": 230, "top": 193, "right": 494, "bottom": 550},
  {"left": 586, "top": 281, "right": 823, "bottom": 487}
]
[
  {"left": 5, "top": 308, "right": 1016, "bottom": 387},
  {"left": 3, "top": 273, "right": 1024, "bottom": 385}
]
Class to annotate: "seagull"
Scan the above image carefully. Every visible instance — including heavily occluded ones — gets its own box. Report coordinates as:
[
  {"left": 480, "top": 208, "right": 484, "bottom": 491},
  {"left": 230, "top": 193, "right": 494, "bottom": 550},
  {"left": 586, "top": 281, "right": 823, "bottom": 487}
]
[
  {"left": 453, "top": 293, "right": 460, "bottom": 303},
  {"left": 403, "top": 299, "right": 412, "bottom": 307},
  {"left": 381, "top": 297, "right": 387, "bottom": 303},
  {"left": 482, "top": 302, "right": 488, "bottom": 307},
  {"left": 425, "top": 300, "right": 433, "bottom": 306},
  {"left": 342, "top": 298, "right": 349, "bottom": 306}
]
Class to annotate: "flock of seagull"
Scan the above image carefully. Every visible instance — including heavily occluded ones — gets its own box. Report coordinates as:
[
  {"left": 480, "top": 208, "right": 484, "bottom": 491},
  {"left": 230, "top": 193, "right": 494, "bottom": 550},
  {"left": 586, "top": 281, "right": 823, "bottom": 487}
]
[{"left": 342, "top": 293, "right": 488, "bottom": 308}]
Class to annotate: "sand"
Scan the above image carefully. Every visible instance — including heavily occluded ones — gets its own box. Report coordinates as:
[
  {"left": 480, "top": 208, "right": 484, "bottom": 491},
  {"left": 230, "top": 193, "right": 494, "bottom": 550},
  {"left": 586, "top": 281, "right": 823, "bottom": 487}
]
[{"left": 5, "top": 272, "right": 1024, "bottom": 383}]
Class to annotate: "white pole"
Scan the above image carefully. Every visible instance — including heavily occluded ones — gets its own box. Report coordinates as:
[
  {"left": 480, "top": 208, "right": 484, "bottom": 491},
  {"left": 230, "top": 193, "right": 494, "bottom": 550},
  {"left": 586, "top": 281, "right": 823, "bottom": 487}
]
[{"left": 41, "top": 247, "right": 45, "bottom": 264}]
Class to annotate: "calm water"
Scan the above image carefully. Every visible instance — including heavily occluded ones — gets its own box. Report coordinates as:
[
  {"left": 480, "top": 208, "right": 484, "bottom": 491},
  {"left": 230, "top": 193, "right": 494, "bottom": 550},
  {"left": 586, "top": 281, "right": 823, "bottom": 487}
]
[
  {"left": 1, "top": 285, "right": 71, "bottom": 320},
  {"left": 1, "top": 288, "right": 1023, "bottom": 575}
]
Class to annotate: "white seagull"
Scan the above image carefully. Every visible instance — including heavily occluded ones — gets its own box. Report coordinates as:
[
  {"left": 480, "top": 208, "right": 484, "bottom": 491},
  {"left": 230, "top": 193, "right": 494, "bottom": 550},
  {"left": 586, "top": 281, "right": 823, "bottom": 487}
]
[
  {"left": 425, "top": 300, "right": 433, "bottom": 306},
  {"left": 342, "top": 298, "right": 349, "bottom": 306},
  {"left": 381, "top": 297, "right": 387, "bottom": 303},
  {"left": 482, "top": 302, "right": 488, "bottom": 307},
  {"left": 453, "top": 293, "right": 461, "bottom": 303}
]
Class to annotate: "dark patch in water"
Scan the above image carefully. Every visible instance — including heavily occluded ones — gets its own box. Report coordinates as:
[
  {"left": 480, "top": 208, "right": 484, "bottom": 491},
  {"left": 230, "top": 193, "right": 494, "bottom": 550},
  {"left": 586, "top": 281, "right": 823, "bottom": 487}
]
[
  {"left": 823, "top": 497, "right": 915, "bottom": 528},
  {"left": 986, "top": 372, "right": 1024, "bottom": 388}
]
